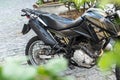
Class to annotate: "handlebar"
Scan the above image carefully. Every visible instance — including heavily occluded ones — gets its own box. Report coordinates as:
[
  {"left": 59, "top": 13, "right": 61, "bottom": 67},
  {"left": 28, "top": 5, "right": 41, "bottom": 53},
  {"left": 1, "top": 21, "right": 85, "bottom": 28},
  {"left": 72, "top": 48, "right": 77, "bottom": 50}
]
[{"left": 21, "top": 8, "right": 48, "bottom": 16}]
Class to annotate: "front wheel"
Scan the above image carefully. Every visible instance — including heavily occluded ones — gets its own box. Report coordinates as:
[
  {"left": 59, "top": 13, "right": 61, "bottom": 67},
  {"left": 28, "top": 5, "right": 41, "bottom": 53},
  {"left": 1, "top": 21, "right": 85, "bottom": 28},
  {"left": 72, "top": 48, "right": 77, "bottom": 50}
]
[
  {"left": 116, "top": 66, "right": 120, "bottom": 80},
  {"left": 25, "top": 36, "right": 56, "bottom": 66}
]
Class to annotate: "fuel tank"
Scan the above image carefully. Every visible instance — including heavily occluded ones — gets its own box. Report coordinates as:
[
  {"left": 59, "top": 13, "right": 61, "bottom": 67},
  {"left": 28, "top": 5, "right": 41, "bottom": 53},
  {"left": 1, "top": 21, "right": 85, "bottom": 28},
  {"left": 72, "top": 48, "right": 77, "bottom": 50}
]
[{"left": 82, "top": 8, "right": 117, "bottom": 36}]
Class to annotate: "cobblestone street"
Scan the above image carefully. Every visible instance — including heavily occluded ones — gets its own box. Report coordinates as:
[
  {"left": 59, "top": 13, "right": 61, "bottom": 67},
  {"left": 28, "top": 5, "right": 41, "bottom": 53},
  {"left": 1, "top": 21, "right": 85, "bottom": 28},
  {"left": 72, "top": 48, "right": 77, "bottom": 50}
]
[
  {"left": 0, "top": 0, "right": 116, "bottom": 80},
  {"left": 0, "top": 0, "right": 36, "bottom": 61}
]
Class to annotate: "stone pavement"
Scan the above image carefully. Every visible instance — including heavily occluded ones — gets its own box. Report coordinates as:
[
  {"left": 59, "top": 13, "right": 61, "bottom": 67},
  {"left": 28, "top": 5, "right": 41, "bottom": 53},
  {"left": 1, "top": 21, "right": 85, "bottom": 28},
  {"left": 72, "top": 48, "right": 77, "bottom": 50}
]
[
  {"left": 0, "top": 0, "right": 36, "bottom": 60},
  {"left": 0, "top": 0, "right": 116, "bottom": 80}
]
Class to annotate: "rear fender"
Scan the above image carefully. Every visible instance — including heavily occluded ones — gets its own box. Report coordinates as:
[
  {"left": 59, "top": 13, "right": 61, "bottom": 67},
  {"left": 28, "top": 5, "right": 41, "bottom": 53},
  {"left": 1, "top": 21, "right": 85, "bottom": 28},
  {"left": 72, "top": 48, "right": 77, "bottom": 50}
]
[
  {"left": 22, "top": 24, "right": 31, "bottom": 35},
  {"left": 29, "top": 18, "right": 60, "bottom": 48}
]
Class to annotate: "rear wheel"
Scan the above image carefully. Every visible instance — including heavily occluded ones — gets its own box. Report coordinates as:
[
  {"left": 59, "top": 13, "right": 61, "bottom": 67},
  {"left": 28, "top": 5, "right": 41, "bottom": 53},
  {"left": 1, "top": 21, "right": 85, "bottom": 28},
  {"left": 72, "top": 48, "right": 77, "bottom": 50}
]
[{"left": 25, "top": 36, "right": 61, "bottom": 65}]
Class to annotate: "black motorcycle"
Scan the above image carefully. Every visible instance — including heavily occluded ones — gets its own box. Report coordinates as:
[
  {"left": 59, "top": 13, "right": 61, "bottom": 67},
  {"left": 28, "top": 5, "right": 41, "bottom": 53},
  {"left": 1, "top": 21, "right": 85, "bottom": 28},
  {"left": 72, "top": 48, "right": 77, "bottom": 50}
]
[{"left": 21, "top": 8, "right": 120, "bottom": 79}]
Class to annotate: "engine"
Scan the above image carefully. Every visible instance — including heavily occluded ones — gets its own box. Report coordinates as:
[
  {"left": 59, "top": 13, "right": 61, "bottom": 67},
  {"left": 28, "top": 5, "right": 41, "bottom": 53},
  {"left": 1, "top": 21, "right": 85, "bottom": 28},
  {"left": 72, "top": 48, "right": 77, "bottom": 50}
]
[
  {"left": 71, "top": 41, "right": 113, "bottom": 68},
  {"left": 72, "top": 49, "right": 94, "bottom": 68},
  {"left": 71, "top": 41, "right": 102, "bottom": 68}
]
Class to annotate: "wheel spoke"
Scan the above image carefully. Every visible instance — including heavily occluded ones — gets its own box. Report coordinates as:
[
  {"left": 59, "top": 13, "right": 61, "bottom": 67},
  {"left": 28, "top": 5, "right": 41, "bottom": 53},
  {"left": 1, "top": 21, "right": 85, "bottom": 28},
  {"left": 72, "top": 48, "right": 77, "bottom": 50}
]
[
  {"left": 28, "top": 40, "right": 53, "bottom": 65},
  {"left": 27, "top": 37, "right": 64, "bottom": 66}
]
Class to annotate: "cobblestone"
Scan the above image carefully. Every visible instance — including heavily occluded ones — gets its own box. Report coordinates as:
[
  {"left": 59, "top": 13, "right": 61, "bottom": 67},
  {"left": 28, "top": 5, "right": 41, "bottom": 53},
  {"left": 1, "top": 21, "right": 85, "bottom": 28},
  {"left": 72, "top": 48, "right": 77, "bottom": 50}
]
[
  {"left": 0, "top": 0, "right": 116, "bottom": 80},
  {"left": 0, "top": 0, "right": 36, "bottom": 58}
]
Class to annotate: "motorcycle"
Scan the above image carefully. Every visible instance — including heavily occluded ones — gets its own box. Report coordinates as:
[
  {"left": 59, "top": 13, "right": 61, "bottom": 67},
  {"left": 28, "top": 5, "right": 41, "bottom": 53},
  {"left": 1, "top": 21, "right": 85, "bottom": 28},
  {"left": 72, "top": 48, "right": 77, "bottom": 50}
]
[{"left": 21, "top": 7, "right": 120, "bottom": 79}]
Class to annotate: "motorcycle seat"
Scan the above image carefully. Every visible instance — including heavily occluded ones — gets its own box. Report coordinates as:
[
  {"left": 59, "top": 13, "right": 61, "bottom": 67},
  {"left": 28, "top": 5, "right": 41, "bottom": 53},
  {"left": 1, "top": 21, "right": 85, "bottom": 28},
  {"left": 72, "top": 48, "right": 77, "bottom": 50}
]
[{"left": 40, "top": 14, "right": 83, "bottom": 31}]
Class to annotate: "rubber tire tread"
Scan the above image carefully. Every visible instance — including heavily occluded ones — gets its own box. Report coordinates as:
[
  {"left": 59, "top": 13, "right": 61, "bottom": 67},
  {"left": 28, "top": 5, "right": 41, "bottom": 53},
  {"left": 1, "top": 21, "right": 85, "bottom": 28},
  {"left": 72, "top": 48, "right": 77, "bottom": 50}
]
[
  {"left": 116, "top": 66, "right": 120, "bottom": 80},
  {"left": 25, "top": 36, "right": 40, "bottom": 65}
]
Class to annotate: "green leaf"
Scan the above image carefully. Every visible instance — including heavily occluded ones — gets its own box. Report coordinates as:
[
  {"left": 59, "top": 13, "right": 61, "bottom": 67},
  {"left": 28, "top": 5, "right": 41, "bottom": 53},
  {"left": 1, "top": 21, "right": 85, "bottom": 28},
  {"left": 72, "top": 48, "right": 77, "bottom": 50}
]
[
  {"left": 98, "top": 40, "right": 120, "bottom": 71},
  {"left": 73, "top": 0, "right": 85, "bottom": 10},
  {"left": 45, "top": 58, "right": 67, "bottom": 75},
  {"left": 37, "top": 58, "right": 70, "bottom": 80},
  {"left": 36, "top": 0, "right": 43, "bottom": 5},
  {"left": 37, "top": 65, "right": 50, "bottom": 77},
  {"left": 0, "top": 66, "right": 5, "bottom": 80},
  {"left": 98, "top": 52, "right": 116, "bottom": 71},
  {"left": 2, "top": 59, "right": 36, "bottom": 80}
]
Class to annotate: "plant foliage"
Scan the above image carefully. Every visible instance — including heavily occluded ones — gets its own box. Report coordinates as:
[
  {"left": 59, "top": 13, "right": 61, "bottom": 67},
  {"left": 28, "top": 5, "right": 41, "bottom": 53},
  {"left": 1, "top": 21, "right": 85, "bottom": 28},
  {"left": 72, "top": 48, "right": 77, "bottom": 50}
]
[
  {"left": 59, "top": 0, "right": 95, "bottom": 11},
  {"left": 36, "top": 0, "right": 43, "bottom": 5},
  {"left": 98, "top": 40, "right": 120, "bottom": 71},
  {"left": 0, "top": 58, "right": 73, "bottom": 80}
]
